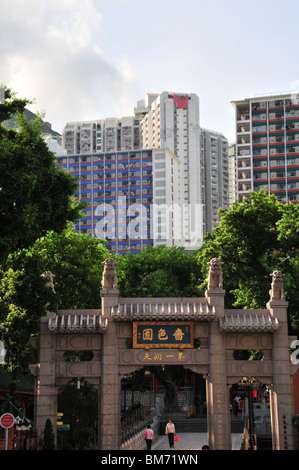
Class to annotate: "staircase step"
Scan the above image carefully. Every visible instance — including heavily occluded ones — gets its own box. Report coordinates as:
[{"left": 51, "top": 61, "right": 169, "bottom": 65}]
[{"left": 163, "top": 415, "right": 244, "bottom": 433}]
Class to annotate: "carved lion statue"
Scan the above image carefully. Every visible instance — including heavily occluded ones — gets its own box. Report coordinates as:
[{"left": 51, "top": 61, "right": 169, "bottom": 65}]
[
  {"left": 41, "top": 271, "right": 55, "bottom": 292},
  {"left": 101, "top": 258, "right": 118, "bottom": 289},
  {"left": 269, "top": 270, "right": 285, "bottom": 300},
  {"left": 207, "top": 258, "right": 223, "bottom": 289}
]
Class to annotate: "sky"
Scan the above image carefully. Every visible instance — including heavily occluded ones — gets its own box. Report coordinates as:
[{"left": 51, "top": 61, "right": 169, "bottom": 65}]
[{"left": 1, "top": 0, "right": 299, "bottom": 142}]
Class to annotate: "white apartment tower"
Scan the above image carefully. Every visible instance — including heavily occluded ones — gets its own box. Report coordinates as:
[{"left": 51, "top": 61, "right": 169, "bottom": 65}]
[
  {"left": 62, "top": 116, "right": 142, "bottom": 155},
  {"left": 201, "top": 129, "right": 229, "bottom": 233},
  {"left": 61, "top": 91, "right": 232, "bottom": 249},
  {"left": 138, "top": 92, "right": 203, "bottom": 248}
]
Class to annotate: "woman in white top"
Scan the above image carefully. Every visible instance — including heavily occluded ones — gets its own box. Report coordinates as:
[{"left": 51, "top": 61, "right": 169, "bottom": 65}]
[{"left": 165, "top": 419, "right": 176, "bottom": 448}]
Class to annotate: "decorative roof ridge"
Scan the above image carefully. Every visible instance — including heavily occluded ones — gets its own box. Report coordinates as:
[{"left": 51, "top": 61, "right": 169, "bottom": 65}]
[
  {"left": 219, "top": 310, "right": 279, "bottom": 332},
  {"left": 111, "top": 300, "right": 215, "bottom": 321},
  {"left": 48, "top": 312, "right": 108, "bottom": 333}
]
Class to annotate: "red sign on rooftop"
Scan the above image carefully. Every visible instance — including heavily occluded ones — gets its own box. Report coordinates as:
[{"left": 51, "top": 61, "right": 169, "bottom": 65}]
[{"left": 173, "top": 93, "right": 188, "bottom": 109}]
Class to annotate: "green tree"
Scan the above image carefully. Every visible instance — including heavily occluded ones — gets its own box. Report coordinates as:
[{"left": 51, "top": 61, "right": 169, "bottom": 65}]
[
  {"left": 117, "top": 245, "right": 202, "bottom": 298},
  {"left": 0, "top": 84, "right": 30, "bottom": 124},
  {"left": 0, "top": 228, "right": 110, "bottom": 384},
  {"left": 197, "top": 190, "right": 299, "bottom": 333},
  {"left": 57, "top": 380, "right": 98, "bottom": 450},
  {"left": 29, "top": 227, "right": 110, "bottom": 309},
  {"left": 0, "top": 84, "right": 83, "bottom": 261},
  {"left": 43, "top": 418, "right": 56, "bottom": 450}
]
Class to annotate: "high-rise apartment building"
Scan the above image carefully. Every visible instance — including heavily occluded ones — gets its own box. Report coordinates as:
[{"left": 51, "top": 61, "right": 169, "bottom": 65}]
[
  {"left": 60, "top": 91, "right": 232, "bottom": 252},
  {"left": 138, "top": 92, "right": 203, "bottom": 247},
  {"left": 232, "top": 93, "right": 299, "bottom": 203},
  {"left": 62, "top": 116, "right": 142, "bottom": 155},
  {"left": 56, "top": 148, "right": 180, "bottom": 254},
  {"left": 228, "top": 143, "right": 237, "bottom": 205},
  {"left": 201, "top": 129, "right": 229, "bottom": 233}
]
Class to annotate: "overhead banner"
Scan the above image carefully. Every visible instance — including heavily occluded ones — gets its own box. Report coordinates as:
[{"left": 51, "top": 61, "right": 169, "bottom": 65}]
[{"left": 133, "top": 321, "right": 194, "bottom": 349}]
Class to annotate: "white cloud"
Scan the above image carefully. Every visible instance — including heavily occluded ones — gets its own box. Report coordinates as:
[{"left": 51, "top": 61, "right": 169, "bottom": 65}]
[{"left": 0, "top": 0, "right": 138, "bottom": 132}]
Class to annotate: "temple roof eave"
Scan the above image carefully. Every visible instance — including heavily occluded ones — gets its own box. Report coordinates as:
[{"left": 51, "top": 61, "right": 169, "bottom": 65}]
[
  {"left": 111, "top": 300, "right": 216, "bottom": 321},
  {"left": 48, "top": 312, "right": 108, "bottom": 334},
  {"left": 219, "top": 311, "right": 279, "bottom": 333}
]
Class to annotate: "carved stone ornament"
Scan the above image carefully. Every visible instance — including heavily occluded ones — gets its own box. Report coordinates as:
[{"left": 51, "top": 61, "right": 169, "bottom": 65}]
[
  {"left": 41, "top": 271, "right": 55, "bottom": 292},
  {"left": 269, "top": 270, "right": 285, "bottom": 301},
  {"left": 101, "top": 258, "right": 118, "bottom": 289},
  {"left": 207, "top": 258, "right": 223, "bottom": 289}
]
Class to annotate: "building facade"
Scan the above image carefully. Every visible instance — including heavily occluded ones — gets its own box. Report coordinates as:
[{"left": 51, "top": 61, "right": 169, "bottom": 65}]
[
  {"left": 201, "top": 128, "right": 229, "bottom": 233},
  {"left": 61, "top": 91, "right": 234, "bottom": 251},
  {"left": 228, "top": 143, "right": 237, "bottom": 205},
  {"left": 139, "top": 92, "right": 203, "bottom": 247},
  {"left": 56, "top": 148, "right": 180, "bottom": 254},
  {"left": 62, "top": 116, "right": 142, "bottom": 155},
  {"left": 232, "top": 93, "right": 299, "bottom": 203}
]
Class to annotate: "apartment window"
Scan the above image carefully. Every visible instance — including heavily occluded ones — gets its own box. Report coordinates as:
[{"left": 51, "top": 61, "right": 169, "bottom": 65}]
[{"left": 155, "top": 171, "right": 165, "bottom": 178}]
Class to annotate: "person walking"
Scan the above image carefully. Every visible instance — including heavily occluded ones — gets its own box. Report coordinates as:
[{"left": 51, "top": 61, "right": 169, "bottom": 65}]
[
  {"left": 165, "top": 419, "right": 176, "bottom": 448},
  {"left": 144, "top": 424, "right": 154, "bottom": 450}
]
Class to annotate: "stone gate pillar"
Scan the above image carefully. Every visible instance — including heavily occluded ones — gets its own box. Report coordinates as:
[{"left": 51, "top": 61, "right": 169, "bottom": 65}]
[
  {"left": 30, "top": 313, "right": 58, "bottom": 444},
  {"left": 30, "top": 271, "right": 58, "bottom": 445},
  {"left": 267, "top": 276, "right": 296, "bottom": 450},
  {"left": 99, "top": 258, "right": 120, "bottom": 450},
  {"left": 205, "top": 258, "right": 231, "bottom": 450}
]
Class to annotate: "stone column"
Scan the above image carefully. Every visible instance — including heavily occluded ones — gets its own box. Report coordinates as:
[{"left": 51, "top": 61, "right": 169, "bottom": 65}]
[
  {"left": 30, "top": 315, "right": 57, "bottom": 445},
  {"left": 206, "top": 287, "right": 231, "bottom": 450},
  {"left": 268, "top": 297, "right": 296, "bottom": 450},
  {"left": 100, "top": 288, "right": 120, "bottom": 450}
]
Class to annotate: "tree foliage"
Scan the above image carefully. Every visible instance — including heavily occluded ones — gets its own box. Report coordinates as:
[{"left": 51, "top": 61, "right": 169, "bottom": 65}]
[
  {"left": 197, "top": 190, "right": 299, "bottom": 333},
  {"left": 57, "top": 381, "right": 98, "bottom": 450},
  {"left": 0, "top": 84, "right": 83, "bottom": 261},
  {"left": 0, "top": 228, "right": 109, "bottom": 377},
  {"left": 116, "top": 245, "right": 202, "bottom": 298},
  {"left": 43, "top": 418, "right": 56, "bottom": 450}
]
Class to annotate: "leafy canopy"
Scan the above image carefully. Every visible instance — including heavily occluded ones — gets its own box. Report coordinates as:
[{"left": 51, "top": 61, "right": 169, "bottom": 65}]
[
  {"left": 0, "top": 84, "right": 83, "bottom": 261},
  {"left": 116, "top": 244, "right": 202, "bottom": 298},
  {"left": 0, "top": 228, "right": 110, "bottom": 375},
  {"left": 197, "top": 189, "right": 299, "bottom": 333}
]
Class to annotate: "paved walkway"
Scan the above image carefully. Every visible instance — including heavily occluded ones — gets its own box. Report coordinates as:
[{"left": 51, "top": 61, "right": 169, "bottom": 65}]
[{"left": 151, "top": 433, "right": 243, "bottom": 451}]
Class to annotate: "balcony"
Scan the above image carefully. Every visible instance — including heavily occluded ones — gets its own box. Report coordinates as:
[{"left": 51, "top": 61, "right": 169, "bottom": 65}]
[
  {"left": 238, "top": 159, "right": 251, "bottom": 168},
  {"left": 238, "top": 170, "right": 251, "bottom": 180},
  {"left": 237, "top": 104, "right": 250, "bottom": 122},
  {"left": 237, "top": 147, "right": 251, "bottom": 156},
  {"left": 237, "top": 124, "right": 250, "bottom": 133},
  {"left": 237, "top": 137, "right": 251, "bottom": 145},
  {"left": 238, "top": 183, "right": 251, "bottom": 192}
]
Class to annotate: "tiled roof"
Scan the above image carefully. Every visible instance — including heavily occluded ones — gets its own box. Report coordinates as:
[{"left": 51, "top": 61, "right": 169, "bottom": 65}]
[
  {"left": 112, "top": 299, "right": 215, "bottom": 321},
  {"left": 0, "top": 366, "right": 34, "bottom": 393},
  {"left": 220, "top": 310, "right": 279, "bottom": 332},
  {"left": 49, "top": 311, "right": 108, "bottom": 333}
]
